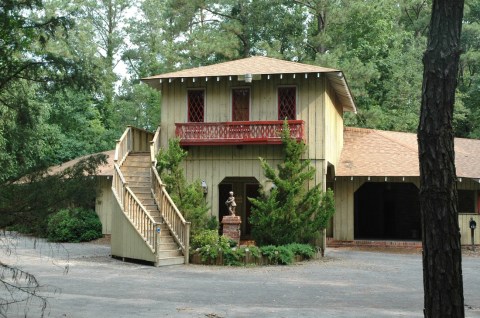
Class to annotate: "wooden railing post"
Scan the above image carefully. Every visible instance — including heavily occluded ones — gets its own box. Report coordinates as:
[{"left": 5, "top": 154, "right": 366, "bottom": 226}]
[{"left": 184, "top": 222, "right": 191, "bottom": 264}]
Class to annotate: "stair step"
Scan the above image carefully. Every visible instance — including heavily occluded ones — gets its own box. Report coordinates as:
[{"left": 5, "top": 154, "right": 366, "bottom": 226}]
[
  {"left": 155, "top": 256, "right": 185, "bottom": 266},
  {"left": 122, "top": 162, "right": 151, "bottom": 168},
  {"left": 159, "top": 242, "right": 179, "bottom": 250},
  {"left": 127, "top": 181, "right": 150, "bottom": 187},
  {"left": 124, "top": 177, "right": 150, "bottom": 184},
  {"left": 157, "top": 249, "right": 183, "bottom": 258},
  {"left": 158, "top": 236, "right": 175, "bottom": 244},
  {"left": 136, "top": 192, "right": 153, "bottom": 199},
  {"left": 129, "top": 152, "right": 150, "bottom": 156},
  {"left": 142, "top": 199, "right": 156, "bottom": 206},
  {"left": 130, "top": 187, "right": 151, "bottom": 194},
  {"left": 143, "top": 203, "right": 157, "bottom": 210},
  {"left": 123, "top": 171, "right": 150, "bottom": 177},
  {"left": 120, "top": 166, "right": 150, "bottom": 173}
]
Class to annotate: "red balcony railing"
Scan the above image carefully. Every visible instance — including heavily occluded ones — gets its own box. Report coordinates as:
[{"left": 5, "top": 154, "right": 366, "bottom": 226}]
[{"left": 175, "top": 120, "right": 305, "bottom": 146}]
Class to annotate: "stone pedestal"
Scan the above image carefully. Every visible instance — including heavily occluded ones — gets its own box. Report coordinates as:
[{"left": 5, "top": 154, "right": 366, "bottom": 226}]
[{"left": 221, "top": 215, "right": 242, "bottom": 245}]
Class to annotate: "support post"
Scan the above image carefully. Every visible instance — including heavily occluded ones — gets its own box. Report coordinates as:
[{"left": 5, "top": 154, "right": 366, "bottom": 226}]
[{"left": 221, "top": 215, "right": 242, "bottom": 246}]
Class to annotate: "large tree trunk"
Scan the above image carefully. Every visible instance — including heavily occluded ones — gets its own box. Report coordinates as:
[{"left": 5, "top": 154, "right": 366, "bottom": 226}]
[{"left": 418, "top": 0, "right": 465, "bottom": 317}]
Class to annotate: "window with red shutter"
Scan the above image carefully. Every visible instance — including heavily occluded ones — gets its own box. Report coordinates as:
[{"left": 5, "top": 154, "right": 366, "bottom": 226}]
[
  {"left": 278, "top": 87, "right": 296, "bottom": 120},
  {"left": 187, "top": 90, "right": 205, "bottom": 122}
]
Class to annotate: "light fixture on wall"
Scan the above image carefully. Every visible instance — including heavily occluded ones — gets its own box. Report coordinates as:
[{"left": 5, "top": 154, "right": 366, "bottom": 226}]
[
  {"left": 270, "top": 183, "right": 277, "bottom": 194},
  {"left": 244, "top": 73, "right": 253, "bottom": 83},
  {"left": 201, "top": 180, "right": 208, "bottom": 196}
]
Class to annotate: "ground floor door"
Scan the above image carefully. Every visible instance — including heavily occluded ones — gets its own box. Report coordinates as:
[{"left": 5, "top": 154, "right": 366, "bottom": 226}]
[
  {"left": 354, "top": 182, "right": 421, "bottom": 240},
  {"left": 218, "top": 177, "right": 260, "bottom": 240}
]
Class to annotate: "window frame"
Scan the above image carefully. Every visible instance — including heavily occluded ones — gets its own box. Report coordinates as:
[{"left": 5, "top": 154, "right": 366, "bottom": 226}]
[
  {"left": 186, "top": 88, "right": 206, "bottom": 123},
  {"left": 277, "top": 86, "right": 297, "bottom": 120}
]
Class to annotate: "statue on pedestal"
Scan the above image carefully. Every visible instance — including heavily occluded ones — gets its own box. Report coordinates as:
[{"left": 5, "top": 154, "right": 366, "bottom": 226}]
[{"left": 225, "top": 191, "right": 237, "bottom": 216}]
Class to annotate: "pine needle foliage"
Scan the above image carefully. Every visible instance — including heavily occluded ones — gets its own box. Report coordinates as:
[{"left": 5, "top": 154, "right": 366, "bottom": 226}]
[{"left": 249, "top": 122, "right": 335, "bottom": 246}]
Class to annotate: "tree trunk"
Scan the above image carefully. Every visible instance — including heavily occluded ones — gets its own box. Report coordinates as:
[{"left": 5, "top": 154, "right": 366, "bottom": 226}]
[{"left": 418, "top": 0, "right": 465, "bottom": 317}]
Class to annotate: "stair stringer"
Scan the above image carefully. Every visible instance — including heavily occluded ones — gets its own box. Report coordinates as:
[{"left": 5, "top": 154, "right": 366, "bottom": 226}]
[{"left": 110, "top": 193, "right": 156, "bottom": 263}]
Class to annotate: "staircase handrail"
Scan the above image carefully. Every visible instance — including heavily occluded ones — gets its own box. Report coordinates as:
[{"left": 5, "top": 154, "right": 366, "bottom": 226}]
[
  {"left": 114, "top": 126, "right": 155, "bottom": 165},
  {"left": 151, "top": 166, "right": 190, "bottom": 263},
  {"left": 124, "top": 187, "right": 159, "bottom": 252},
  {"left": 112, "top": 164, "right": 127, "bottom": 208},
  {"left": 150, "top": 126, "right": 161, "bottom": 166}
]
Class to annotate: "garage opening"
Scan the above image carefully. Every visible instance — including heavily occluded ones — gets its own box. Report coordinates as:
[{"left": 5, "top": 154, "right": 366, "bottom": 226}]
[{"left": 354, "top": 182, "right": 421, "bottom": 240}]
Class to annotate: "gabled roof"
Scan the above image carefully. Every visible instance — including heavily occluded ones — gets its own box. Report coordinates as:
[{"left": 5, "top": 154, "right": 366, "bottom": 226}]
[
  {"left": 141, "top": 56, "right": 356, "bottom": 113},
  {"left": 337, "top": 127, "right": 480, "bottom": 180}
]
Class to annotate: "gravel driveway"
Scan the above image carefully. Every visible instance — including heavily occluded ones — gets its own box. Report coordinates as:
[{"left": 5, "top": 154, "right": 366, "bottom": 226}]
[{"left": 1, "top": 234, "right": 479, "bottom": 318}]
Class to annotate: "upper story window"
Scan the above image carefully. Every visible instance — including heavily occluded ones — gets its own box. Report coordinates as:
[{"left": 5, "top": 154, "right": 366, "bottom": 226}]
[
  {"left": 232, "top": 88, "right": 250, "bottom": 121},
  {"left": 278, "top": 87, "right": 296, "bottom": 120},
  {"left": 187, "top": 89, "right": 205, "bottom": 122}
]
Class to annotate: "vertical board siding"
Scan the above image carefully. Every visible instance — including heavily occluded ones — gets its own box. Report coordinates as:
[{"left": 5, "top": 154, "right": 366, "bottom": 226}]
[
  {"left": 324, "top": 81, "right": 344, "bottom": 166},
  {"left": 110, "top": 198, "right": 156, "bottom": 262},
  {"left": 95, "top": 177, "right": 113, "bottom": 234}
]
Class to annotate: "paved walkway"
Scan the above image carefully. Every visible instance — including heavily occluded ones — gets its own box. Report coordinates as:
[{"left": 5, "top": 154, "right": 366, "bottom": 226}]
[{"left": 1, "top": 235, "right": 479, "bottom": 318}]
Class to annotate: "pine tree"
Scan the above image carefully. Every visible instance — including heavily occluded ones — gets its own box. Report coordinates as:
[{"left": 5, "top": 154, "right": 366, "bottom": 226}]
[{"left": 249, "top": 122, "right": 335, "bottom": 246}]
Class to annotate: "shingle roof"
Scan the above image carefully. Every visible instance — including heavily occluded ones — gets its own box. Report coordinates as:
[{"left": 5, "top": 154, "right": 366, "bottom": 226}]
[
  {"left": 337, "top": 127, "right": 480, "bottom": 180},
  {"left": 48, "top": 150, "right": 115, "bottom": 177},
  {"left": 141, "top": 56, "right": 356, "bottom": 113},
  {"left": 142, "top": 56, "right": 338, "bottom": 79}
]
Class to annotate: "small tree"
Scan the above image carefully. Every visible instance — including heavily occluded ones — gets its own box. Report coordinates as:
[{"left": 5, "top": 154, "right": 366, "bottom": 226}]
[
  {"left": 249, "top": 122, "right": 335, "bottom": 246},
  {"left": 156, "top": 139, "right": 213, "bottom": 237}
]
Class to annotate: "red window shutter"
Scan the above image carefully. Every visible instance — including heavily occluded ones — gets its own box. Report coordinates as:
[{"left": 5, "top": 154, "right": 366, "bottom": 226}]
[
  {"left": 278, "top": 87, "right": 296, "bottom": 120},
  {"left": 188, "top": 90, "right": 204, "bottom": 122}
]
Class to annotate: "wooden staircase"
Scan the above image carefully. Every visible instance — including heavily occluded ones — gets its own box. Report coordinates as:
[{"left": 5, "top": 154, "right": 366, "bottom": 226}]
[{"left": 111, "top": 127, "right": 190, "bottom": 266}]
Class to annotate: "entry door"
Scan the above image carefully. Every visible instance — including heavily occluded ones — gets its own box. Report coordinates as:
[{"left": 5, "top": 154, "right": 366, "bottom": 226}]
[{"left": 232, "top": 88, "right": 250, "bottom": 121}]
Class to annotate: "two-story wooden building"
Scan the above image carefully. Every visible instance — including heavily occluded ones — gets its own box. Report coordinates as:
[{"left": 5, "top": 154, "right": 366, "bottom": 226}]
[
  {"left": 141, "top": 56, "right": 356, "bottom": 237},
  {"left": 106, "top": 56, "right": 479, "bottom": 265}
]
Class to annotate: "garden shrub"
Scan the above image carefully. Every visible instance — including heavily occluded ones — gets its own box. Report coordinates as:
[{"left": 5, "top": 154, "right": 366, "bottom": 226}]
[
  {"left": 191, "top": 229, "right": 220, "bottom": 250},
  {"left": 47, "top": 208, "right": 102, "bottom": 242},
  {"left": 285, "top": 243, "right": 316, "bottom": 259},
  {"left": 192, "top": 229, "right": 234, "bottom": 262},
  {"left": 223, "top": 247, "right": 246, "bottom": 266},
  {"left": 260, "top": 245, "right": 294, "bottom": 265}
]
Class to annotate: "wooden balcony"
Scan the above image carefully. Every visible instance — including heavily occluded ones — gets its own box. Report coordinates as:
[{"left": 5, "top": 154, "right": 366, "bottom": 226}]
[{"left": 175, "top": 120, "right": 305, "bottom": 146}]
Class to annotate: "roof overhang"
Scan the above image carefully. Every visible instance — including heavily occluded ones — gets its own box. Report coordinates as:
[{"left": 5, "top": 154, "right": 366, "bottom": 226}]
[{"left": 141, "top": 56, "right": 357, "bottom": 113}]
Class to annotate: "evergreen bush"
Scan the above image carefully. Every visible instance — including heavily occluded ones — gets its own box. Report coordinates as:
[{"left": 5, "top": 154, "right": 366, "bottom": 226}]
[
  {"left": 249, "top": 121, "right": 336, "bottom": 246},
  {"left": 47, "top": 208, "right": 102, "bottom": 242}
]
